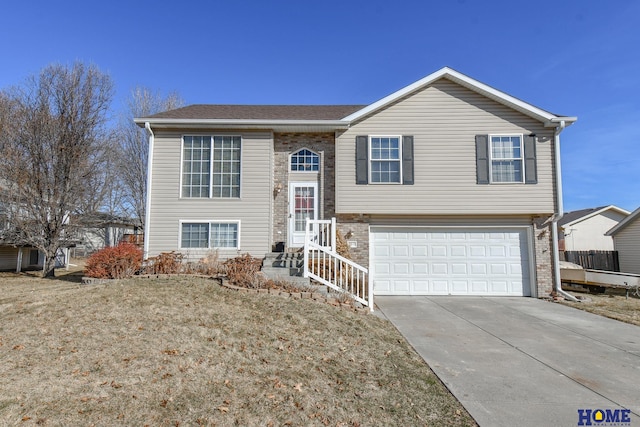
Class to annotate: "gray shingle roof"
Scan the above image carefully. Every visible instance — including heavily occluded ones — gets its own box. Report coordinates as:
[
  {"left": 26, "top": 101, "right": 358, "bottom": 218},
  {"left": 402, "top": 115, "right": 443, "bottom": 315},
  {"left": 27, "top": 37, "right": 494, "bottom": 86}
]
[
  {"left": 147, "top": 104, "right": 366, "bottom": 121},
  {"left": 558, "top": 206, "right": 609, "bottom": 227}
]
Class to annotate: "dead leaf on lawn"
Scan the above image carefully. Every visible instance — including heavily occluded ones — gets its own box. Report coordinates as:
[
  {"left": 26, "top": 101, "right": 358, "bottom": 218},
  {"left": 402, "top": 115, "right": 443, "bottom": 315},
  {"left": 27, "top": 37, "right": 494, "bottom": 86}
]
[
  {"left": 217, "top": 406, "right": 229, "bottom": 413},
  {"left": 13, "top": 344, "right": 24, "bottom": 351}
]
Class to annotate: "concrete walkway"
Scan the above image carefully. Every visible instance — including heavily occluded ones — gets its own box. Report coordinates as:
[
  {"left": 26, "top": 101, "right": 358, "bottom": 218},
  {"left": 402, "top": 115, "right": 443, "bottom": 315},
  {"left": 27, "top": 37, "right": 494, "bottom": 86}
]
[{"left": 375, "top": 297, "right": 640, "bottom": 427}]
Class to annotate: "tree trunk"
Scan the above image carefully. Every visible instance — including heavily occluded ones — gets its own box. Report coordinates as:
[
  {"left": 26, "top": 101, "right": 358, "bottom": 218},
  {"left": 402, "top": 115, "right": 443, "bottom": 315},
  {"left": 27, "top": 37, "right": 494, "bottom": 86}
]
[{"left": 42, "top": 250, "right": 57, "bottom": 278}]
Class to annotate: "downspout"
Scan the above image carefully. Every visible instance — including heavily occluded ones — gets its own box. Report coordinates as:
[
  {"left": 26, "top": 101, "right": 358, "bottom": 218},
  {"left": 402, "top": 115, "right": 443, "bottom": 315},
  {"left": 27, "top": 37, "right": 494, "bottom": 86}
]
[
  {"left": 143, "top": 122, "right": 154, "bottom": 260},
  {"left": 551, "top": 120, "right": 579, "bottom": 302}
]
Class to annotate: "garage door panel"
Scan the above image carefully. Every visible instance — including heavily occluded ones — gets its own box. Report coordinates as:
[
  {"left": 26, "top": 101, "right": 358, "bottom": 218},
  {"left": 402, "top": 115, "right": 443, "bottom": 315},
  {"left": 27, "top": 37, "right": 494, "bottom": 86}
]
[
  {"left": 451, "top": 280, "right": 469, "bottom": 293},
  {"left": 471, "top": 263, "right": 487, "bottom": 274},
  {"left": 414, "top": 280, "right": 429, "bottom": 292},
  {"left": 375, "top": 262, "right": 390, "bottom": 274},
  {"left": 450, "top": 245, "right": 467, "bottom": 257},
  {"left": 394, "top": 263, "right": 410, "bottom": 274},
  {"left": 372, "top": 227, "right": 531, "bottom": 296},
  {"left": 470, "top": 246, "right": 486, "bottom": 256},
  {"left": 413, "top": 263, "right": 428, "bottom": 274},
  {"left": 491, "top": 281, "right": 509, "bottom": 293},
  {"left": 431, "top": 280, "right": 449, "bottom": 293},
  {"left": 472, "top": 281, "right": 489, "bottom": 292},
  {"left": 489, "top": 246, "right": 506, "bottom": 257},
  {"left": 451, "top": 263, "right": 467, "bottom": 274},
  {"left": 374, "top": 246, "right": 389, "bottom": 257},
  {"left": 490, "top": 263, "right": 507, "bottom": 274},
  {"left": 412, "top": 245, "right": 428, "bottom": 256},
  {"left": 393, "top": 245, "right": 409, "bottom": 257},
  {"left": 432, "top": 263, "right": 448, "bottom": 275},
  {"left": 431, "top": 245, "right": 447, "bottom": 257}
]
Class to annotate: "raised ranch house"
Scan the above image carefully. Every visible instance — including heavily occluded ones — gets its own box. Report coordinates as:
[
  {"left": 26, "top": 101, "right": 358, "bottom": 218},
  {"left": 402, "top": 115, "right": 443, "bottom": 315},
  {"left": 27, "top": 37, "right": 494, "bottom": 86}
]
[{"left": 135, "top": 67, "right": 576, "bottom": 301}]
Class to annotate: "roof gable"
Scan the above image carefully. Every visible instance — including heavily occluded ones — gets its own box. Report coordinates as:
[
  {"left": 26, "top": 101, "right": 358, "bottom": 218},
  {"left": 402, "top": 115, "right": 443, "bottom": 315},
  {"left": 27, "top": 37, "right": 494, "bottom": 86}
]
[
  {"left": 559, "top": 205, "right": 630, "bottom": 228},
  {"left": 607, "top": 206, "right": 640, "bottom": 236},
  {"left": 342, "top": 67, "right": 577, "bottom": 126}
]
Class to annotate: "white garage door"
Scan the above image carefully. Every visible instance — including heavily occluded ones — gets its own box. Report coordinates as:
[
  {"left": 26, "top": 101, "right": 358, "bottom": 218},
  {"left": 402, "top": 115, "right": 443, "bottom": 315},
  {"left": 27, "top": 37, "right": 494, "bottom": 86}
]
[{"left": 371, "top": 228, "right": 531, "bottom": 296}]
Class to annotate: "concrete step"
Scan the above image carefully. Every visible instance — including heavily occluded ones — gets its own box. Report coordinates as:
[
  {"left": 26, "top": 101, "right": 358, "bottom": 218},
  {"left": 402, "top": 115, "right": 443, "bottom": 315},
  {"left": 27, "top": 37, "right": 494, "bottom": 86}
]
[{"left": 261, "top": 252, "right": 310, "bottom": 288}]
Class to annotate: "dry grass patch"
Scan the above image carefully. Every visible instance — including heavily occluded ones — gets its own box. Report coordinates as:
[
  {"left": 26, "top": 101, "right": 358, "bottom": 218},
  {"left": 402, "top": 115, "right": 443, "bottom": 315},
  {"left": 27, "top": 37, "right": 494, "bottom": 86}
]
[
  {"left": 559, "top": 290, "right": 640, "bottom": 326},
  {"left": 0, "top": 275, "right": 475, "bottom": 426}
]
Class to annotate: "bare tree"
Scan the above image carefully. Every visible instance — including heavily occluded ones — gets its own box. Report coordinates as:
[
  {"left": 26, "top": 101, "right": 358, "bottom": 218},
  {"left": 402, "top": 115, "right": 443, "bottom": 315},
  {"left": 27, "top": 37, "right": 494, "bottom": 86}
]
[
  {"left": 0, "top": 63, "right": 113, "bottom": 277},
  {"left": 117, "top": 87, "right": 183, "bottom": 228}
]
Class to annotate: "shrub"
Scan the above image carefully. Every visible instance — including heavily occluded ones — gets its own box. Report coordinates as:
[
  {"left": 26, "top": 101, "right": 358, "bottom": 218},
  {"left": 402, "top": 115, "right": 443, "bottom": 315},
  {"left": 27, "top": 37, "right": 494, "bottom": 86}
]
[
  {"left": 142, "top": 251, "right": 184, "bottom": 275},
  {"left": 192, "top": 250, "right": 226, "bottom": 275},
  {"left": 85, "top": 242, "right": 143, "bottom": 279},
  {"left": 223, "top": 253, "right": 263, "bottom": 288}
]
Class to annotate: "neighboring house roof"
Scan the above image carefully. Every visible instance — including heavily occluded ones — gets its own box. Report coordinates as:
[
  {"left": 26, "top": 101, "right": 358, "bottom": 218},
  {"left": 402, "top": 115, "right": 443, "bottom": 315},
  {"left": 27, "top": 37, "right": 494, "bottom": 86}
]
[
  {"left": 606, "top": 206, "right": 640, "bottom": 236},
  {"left": 134, "top": 67, "right": 577, "bottom": 131},
  {"left": 559, "top": 205, "right": 630, "bottom": 229},
  {"left": 78, "top": 212, "right": 140, "bottom": 228}
]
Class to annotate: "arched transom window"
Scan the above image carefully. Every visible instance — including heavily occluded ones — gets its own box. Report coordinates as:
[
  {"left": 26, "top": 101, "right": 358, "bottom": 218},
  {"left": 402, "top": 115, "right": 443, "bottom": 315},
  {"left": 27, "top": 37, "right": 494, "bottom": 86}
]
[{"left": 290, "top": 148, "right": 319, "bottom": 172}]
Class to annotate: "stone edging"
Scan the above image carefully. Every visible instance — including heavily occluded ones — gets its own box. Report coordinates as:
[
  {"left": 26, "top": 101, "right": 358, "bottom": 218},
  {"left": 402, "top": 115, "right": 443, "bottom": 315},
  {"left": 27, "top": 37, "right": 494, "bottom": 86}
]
[{"left": 218, "top": 279, "right": 370, "bottom": 314}]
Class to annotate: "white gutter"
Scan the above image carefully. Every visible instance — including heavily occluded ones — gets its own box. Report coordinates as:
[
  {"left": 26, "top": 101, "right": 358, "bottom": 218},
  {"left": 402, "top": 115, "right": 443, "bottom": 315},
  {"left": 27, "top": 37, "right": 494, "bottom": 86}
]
[
  {"left": 550, "top": 120, "right": 579, "bottom": 302},
  {"left": 143, "top": 122, "right": 154, "bottom": 260}
]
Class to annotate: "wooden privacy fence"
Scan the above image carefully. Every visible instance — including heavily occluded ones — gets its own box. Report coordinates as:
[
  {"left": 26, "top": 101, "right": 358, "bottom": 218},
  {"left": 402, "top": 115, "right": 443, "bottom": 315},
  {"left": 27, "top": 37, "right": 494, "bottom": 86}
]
[{"left": 563, "top": 250, "right": 620, "bottom": 272}]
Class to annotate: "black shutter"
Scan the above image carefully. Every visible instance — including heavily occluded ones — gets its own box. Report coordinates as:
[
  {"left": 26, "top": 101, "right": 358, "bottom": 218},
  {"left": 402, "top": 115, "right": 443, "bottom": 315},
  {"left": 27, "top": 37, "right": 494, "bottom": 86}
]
[
  {"left": 355, "top": 135, "right": 368, "bottom": 184},
  {"left": 402, "top": 135, "right": 414, "bottom": 185},
  {"left": 524, "top": 135, "right": 537, "bottom": 184},
  {"left": 475, "top": 135, "right": 490, "bottom": 184}
]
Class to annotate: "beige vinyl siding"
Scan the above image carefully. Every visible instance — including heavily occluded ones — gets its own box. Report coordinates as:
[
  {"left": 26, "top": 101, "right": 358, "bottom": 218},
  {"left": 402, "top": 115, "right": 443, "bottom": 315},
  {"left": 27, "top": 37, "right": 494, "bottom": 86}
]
[
  {"left": 148, "top": 129, "right": 272, "bottom": 261},
  {"left": 336, "top": 78, "right": 557, "bottom": 215},
  {"left": 613, "top": 219, "right": 640, "bottom": 275},
  {"left": 368, "top": 214, "right": 536, "bottom": 227}
]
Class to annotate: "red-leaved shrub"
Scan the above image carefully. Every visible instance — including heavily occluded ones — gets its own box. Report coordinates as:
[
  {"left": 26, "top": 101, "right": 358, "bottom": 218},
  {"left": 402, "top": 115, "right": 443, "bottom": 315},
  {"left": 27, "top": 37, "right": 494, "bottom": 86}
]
[{"left": 85, "top": 242, "right": 143, "bottom": 279}]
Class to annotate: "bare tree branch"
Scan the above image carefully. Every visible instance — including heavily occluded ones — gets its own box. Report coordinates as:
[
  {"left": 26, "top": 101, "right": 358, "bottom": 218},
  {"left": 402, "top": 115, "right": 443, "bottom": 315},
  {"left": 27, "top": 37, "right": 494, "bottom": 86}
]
[
  {"left": 0, "top": 63, "right": 114, "bottom": 277},
  {"left": 116, "top": 87, "right": 183, "bottom": 228}
]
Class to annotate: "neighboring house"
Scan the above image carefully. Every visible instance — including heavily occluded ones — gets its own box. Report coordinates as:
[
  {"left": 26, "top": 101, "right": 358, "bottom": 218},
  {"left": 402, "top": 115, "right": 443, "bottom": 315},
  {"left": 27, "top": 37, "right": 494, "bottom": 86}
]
[
  {"left": 558, "top": 205, "right": 629, "bottom": 251},
  {"left": 0, "top": 198, "right": 69, "bottom": 272},
  {"left": 135, "top": 67, "right": 576, "bottom": 298},
  {"left": 606, "top": 206, "right": 640, "bottom": 275},
  {"left": 73, "top": 213, "right": 140, "bottom": 256}
]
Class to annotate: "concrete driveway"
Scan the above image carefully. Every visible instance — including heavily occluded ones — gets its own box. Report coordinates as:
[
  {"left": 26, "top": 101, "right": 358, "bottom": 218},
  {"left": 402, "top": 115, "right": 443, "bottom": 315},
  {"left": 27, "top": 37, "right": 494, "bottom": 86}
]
[{"left": 375, "top": 296, "right": 640, "bottom": 427}]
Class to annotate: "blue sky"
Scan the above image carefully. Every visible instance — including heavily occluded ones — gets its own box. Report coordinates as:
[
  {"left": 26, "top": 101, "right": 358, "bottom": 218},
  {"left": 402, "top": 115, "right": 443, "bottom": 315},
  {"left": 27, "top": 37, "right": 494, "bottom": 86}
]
[{"left": 2, "top": 0, "right": 638, "bottom": 212}]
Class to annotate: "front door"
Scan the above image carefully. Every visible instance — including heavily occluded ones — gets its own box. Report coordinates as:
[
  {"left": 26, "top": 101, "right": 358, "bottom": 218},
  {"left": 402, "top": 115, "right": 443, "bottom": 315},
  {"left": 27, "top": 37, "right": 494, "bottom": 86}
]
[{"left": 288, "top": 182, "right": 318, "bottom": 248}]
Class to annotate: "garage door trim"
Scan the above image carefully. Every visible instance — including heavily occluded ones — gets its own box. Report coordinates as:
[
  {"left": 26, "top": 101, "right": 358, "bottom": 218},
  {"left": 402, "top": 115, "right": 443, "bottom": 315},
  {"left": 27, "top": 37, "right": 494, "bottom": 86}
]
[{"left": 369, "top": 225, "right": 536, "bottom": 297}]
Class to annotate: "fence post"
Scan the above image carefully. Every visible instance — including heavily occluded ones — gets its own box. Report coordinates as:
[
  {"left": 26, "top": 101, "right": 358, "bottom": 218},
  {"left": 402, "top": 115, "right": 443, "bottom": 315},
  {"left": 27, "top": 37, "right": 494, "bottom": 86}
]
[
  {"left": 331, "top": 217, "right": 337, "bottom": 253},
  {"left": 303, "top": 218, "right": 310, "bottom": 278}
]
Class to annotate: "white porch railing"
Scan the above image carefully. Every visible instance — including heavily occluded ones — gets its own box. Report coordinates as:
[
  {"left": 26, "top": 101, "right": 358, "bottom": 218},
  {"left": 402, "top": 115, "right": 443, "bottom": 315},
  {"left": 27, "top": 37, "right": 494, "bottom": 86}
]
[{"left": 303, "top": 218, "right": 373, "bottom": 311}]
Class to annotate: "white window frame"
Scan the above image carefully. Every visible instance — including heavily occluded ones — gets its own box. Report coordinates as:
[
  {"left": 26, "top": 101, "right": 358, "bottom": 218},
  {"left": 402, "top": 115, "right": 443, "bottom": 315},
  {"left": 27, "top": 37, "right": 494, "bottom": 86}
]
[
  {"left": 289, "top": 147, "right": 320, "bottom": 173},
  {"left": 180, "top": 135, "right": 242, "bottom": 199},
  {"left": 368, "top": 135, "right": 403, "bottom": 184},
  {"left": 489, "top": 134, "right": 525, "bottom": 184},
  {"left": 179, "top": 220, "right": 241, "bottom": 250}
]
